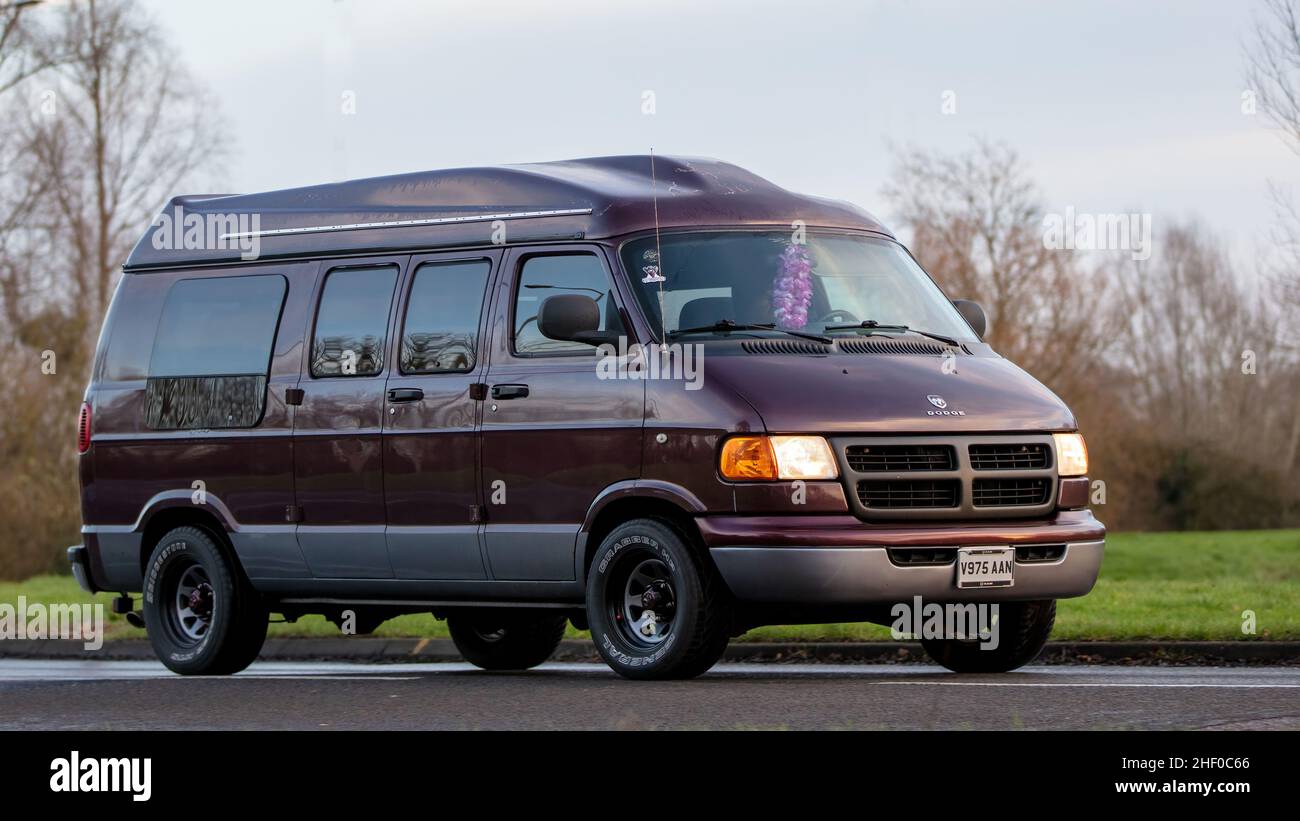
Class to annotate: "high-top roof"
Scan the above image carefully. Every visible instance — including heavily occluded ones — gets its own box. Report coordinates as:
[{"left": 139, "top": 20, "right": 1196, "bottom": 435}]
[{"left": 124, "top": 155, "right": 891, "bottom": 270}]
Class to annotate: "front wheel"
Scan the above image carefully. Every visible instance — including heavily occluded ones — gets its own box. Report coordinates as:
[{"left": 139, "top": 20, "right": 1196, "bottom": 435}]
[
  {"left": 142, "top": 526, "right": 268, "bottom": 675},
  {"left": 920, "top": 599, "right": 1056, "bottom": 673},
  {"left": 447, "top": 611, "right": 568, "bottom": 670},
  {"left": 586, "top": 518, "right": 732, "bottom": 680}
]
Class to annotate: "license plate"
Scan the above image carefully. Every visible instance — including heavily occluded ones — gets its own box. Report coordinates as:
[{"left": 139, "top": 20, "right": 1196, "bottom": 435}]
[{"left": 956, "top": 546, "right": 1015, "bottom": 588}]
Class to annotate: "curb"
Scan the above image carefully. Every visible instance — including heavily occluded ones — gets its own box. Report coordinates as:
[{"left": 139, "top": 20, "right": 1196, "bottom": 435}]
[{"left": 2, "top": 638, "right": 1297, "bottom": 665}]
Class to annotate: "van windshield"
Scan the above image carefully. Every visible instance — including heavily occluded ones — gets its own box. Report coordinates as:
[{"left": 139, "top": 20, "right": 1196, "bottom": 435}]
[{"left": 620, "top": 231, "right": 974, "bottom": 342}]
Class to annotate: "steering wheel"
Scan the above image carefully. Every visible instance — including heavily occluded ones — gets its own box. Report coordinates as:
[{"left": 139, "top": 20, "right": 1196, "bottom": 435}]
[{"left": 817, "top": 309, "right": 859, "bottom": 325}]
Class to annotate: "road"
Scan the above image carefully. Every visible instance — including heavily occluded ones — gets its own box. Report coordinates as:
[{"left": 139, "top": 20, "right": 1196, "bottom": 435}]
[{"left": 1, "top": 660, "right": 1297, "bottom": 730}]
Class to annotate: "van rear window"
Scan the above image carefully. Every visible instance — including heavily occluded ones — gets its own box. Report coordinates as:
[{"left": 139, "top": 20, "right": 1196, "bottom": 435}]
[
  {"left": 100, "top": 276, "right": 166, "bottom": 382},
  {"left": 149, "top": 275, "right": 287, "bottom": 378},
  {"left": 144, "top": 274, "right": 287, "bottom": 430}
]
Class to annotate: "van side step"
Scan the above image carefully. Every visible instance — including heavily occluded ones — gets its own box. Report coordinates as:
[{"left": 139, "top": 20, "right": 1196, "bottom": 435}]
[{"left": 276, "top": 597, "right": 581, "bottom": 610}]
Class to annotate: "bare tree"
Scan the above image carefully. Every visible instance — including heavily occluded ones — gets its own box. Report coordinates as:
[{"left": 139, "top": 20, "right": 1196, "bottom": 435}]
[
  {"left": 0, "top": 1, "right": 57, "bottom": 97},
  {"left": 883, "top": 139, "right": 1298, "bottom": 529},
  {"left": 882, "top": 138, "right": 1120, "bottom": 396},
  {"left": 1246, "top": 0, "right": 1300, "bottom": 324},
  {"left": 1112, "top": 221, "right": 1298, "bottom": 527},
  {"left": 0, "top": 1, "right": 61, "bottom": 340},
  {"left": 1115, "top": 225, "right": 1252, "bottom": 431},
  {"left": 4, "top": 0, "right": 226, "bottom": 349},
  {"left": 1243, "top": 0, "right": 1300, "bottom": 491},
  {"left": 0, "top": 0, "right": 228, "bottom": 579},
  {"left": 1247, "top": 0, "right": 1300, "bottom": 156}
]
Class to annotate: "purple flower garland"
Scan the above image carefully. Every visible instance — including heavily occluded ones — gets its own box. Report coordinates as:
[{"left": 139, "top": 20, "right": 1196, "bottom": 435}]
[{"left": 772, "top": 242, "right": 813, "bottom": 329}]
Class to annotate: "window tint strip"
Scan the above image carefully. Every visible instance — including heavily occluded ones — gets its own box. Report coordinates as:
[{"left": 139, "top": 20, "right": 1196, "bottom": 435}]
[{"left": 144, "top": 375, "right": 268, "bottom": 430}]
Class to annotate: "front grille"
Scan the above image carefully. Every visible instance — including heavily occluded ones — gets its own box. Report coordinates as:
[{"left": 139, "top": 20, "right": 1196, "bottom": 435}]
[
  {"left": 972, "top": 478, "right": 1051, "bottom": 507},
  {"left": 1015, "top": 544, "right": 1066, "bottom": 562},
  {"left": 968, "top": 443, "right": 1051, "bottom": 470},
  {"left": 887, "top": 547, "right": 957, "bottom": 566},
  {"left": 836, "top": 435, "right": 1057, "bottom": 520},
  {"left": 857, "top": 480, "right": 959, "bottom": 509},
  {"left": 845, "top": 444, "right": 955, "bottom": 472}
]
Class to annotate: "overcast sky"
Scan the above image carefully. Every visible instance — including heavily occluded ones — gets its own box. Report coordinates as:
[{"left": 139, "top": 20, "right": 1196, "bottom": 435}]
[{"left": 133, "top": 0, "right": 1296, "bottom": 273}]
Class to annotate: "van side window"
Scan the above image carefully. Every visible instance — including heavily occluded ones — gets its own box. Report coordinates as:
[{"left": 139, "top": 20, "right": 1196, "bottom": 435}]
[
  {"left": 311, "top": 265, "right": 399, "bottom": 377},
  {"left": 144, "top": 274, "right": 287, "bottom": 429},
  {"left": 401, "top": 260, "right": 490, "bottom": 373},
  {"left": 513, "top": 254, "right": 624, "bottom": 355}
]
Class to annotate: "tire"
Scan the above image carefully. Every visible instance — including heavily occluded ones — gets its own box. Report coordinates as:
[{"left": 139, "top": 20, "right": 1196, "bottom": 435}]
[
  {"left": 586, "top": 518, "right": 732, "bottom": 680},
  {"left": 920, "top": 599, "right": 1056, "bottom": 673},
  {"left": 447, "top": 611, "right": 568, "bottom": 670},
  {"left": 142, "top": 526, "right": 268, "bottom": 675}
]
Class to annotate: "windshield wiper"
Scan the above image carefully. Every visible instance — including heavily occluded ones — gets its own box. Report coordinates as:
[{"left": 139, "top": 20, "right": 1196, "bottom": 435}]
[
  {"left": 822, "top": 320, "right": 959, "bottom": 347},
  {"left": 668, "top": 319, "right": 832, "bottom": 345}
]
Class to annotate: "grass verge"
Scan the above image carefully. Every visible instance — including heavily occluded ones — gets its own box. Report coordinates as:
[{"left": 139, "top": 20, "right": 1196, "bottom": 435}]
[{"left": 2, "top": 529, "right": 1296, "bottom": 643}]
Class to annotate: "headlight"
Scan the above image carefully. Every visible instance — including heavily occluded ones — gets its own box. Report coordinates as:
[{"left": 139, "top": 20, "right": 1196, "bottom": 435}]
[
  {"left": 770, "top": 436, "right": 838, "bottom": 480},
  {"left": 720, "top": 435, "right": 838, "bottom": 481},
  {"left": 1053, "top": 432, "right": 1089, "bottom": 477}
]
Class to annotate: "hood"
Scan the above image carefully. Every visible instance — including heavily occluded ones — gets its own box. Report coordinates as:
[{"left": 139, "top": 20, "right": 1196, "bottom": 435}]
[{"left": 701, "top": 349, "right": 1076, "bottom": 434}]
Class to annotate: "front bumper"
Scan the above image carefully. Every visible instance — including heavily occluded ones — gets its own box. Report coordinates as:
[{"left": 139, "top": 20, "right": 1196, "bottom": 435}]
[
  {"left": 711, "top": 540, "right": 1103, "bottom": 604},
  {"left": 701, "top": 508, "right": 1105, "bottom": 605}
]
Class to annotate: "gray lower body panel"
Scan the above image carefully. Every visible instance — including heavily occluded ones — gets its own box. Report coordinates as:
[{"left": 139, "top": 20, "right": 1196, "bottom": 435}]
[
  {"left": 296, "top": 526, "right": 392, "bottom": 579},
  {"left": 90, "top": 530, "right": 144, "bottom": 591},
  {"left": 484, "top": 524, "right": 578, "bottom": 581},
  {"left": 229, "top": 527, "right": 311, "bottom": 579},
  {"left": 386, "top": 525, "right": 487, "bottom": 580}
]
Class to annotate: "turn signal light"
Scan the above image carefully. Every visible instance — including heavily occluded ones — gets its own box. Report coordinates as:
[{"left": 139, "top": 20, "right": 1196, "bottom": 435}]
[
  {"left": 720, "top": 435, "right": 839, "bottom": 481},
  {"left": 720, "top": 436, "right": 777, "bottom": 480}
]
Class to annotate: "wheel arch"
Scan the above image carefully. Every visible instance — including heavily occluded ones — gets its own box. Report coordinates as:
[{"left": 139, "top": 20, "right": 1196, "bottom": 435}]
[
  {"left": 576, "top": 481, "right": 710, "bottom": 584},
  {"left": 138, "top": 503, "right": 238, "bottom": 575}
]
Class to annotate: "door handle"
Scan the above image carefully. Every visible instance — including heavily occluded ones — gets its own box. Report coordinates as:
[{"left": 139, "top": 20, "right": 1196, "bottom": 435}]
[
  {"left": 490, "top": 384, "right": 529, "bottom": 400},
  {"left": 387, "top": 387, "right": 425, "bottom": 403}
]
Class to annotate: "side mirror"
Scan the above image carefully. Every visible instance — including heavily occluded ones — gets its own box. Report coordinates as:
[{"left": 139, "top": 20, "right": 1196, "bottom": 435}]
[
  {"left": 537, "top": 294, "right": 620, "bottom": 347},
  {"left": 952, "top": 298, "right": 986, "bottom": 339}
]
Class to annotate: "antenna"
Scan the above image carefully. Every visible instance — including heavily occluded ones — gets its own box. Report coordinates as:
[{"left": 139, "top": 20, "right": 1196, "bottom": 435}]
[{"left": 650, "top": 149, "right": 667, "bottom": 343}]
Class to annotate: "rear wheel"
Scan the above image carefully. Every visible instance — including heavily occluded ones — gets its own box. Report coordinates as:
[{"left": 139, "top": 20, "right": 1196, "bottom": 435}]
[
  {"left": 920, "top": 599, "right": 1056, "bottom": 673},
  {"left": 447, "top": 611, "right": 568, "bottom": 670},
  {"left": 586, "top": 518, "right": 732, "bottom": 680},
  {"left": 142, "top": 526, "right": 268, "bottom": 675}
]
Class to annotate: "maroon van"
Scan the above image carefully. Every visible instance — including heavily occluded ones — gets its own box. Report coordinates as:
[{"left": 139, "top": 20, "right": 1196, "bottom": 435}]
[{"left": 69, "top": 156, "right": 1104, "bottom": 679}]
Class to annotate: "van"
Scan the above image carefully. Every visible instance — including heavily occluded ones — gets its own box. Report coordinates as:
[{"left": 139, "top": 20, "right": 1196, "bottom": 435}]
[{"left": 70, "top": 155, "right": 1104, "bottom": 679}]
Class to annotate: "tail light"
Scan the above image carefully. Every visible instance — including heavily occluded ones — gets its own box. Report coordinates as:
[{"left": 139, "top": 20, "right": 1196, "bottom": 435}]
[{"left": 77, "top": 402, "right": 92, "bottom": 454}]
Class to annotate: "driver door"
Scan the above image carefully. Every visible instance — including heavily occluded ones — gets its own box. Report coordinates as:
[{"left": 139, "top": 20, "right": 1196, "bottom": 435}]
[{"left": 478, "top": 245, "right": 644, "bottom": 581}]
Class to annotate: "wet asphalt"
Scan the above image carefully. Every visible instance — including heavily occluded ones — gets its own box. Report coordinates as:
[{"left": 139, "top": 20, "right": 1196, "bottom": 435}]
[{"left": 1, "top": 660, "right": 1297, "bottom": 730}]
